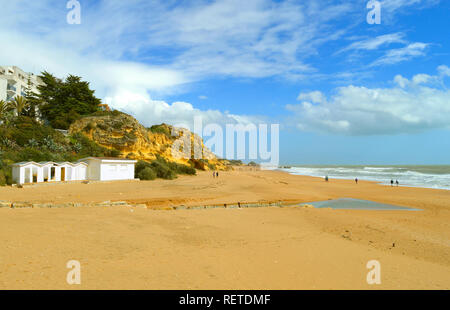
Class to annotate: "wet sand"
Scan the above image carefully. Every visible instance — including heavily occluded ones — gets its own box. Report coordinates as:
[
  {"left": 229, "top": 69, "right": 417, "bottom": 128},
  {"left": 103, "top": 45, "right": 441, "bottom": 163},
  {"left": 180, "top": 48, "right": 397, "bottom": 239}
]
[{"left": 0, "top": 170, "right": 449, "bottom": 289}]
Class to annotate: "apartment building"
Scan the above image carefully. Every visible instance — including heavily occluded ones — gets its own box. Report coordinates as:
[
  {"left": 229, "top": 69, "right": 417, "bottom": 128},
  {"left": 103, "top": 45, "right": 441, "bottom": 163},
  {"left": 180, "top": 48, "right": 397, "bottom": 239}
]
[{"left": 0, "top": 66, "right": 43, "bottom": 102}]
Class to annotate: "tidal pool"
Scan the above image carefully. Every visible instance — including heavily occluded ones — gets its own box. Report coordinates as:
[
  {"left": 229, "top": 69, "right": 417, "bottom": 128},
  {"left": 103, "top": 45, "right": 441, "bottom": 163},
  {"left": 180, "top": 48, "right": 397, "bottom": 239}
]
[{"left": 300, "top": 198, "right": 421, "bottom": 211}]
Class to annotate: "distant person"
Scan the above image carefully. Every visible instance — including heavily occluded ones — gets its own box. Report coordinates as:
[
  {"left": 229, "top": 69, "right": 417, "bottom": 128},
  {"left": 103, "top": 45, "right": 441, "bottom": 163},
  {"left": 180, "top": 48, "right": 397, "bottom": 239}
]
[
  {"left": 216, "top": 172, "right": 219, "bottom": 178},
  {"left": 391, "top": 179, "right": 394, "bottom": 187},
  {"left": 355, "top": 178, "right": 358, "bottom": 184},
  {"left": 396, "top": 180, "right": 399, "bottom": 187},
  {"left": 325, "top": 176, "right": 329, "bottom": 182},
  {"left": 213, "top": 171, "right": 216, "bottom": 178}
]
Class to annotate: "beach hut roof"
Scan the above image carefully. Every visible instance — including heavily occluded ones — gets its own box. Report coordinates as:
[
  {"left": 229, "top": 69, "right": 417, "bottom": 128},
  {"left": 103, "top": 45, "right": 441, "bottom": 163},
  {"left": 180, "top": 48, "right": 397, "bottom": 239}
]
[
  {"left": 78, "top": 157, "right": 137, "bottom": 163},
  {"left": 11, "top": 161, "right": 41, "bottom": 167},
  {"left": 56, "top": 162, "right": 88, "bottom": 166},
  {"left": 38, "top": 161, "right": 57, "bottom": 166}
]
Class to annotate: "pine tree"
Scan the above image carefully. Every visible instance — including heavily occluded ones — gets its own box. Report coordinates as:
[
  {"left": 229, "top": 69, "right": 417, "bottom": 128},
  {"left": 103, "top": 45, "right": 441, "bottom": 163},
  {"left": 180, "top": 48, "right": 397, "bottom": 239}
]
[{"left": 35, "top": 72, "right": 101, "bottom": 129}]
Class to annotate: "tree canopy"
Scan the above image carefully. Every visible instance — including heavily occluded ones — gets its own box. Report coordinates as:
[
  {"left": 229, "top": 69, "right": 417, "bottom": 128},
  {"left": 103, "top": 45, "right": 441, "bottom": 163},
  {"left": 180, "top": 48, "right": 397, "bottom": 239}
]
[{"left": 36, "top": 72, "right": 101, "bottom": 129}]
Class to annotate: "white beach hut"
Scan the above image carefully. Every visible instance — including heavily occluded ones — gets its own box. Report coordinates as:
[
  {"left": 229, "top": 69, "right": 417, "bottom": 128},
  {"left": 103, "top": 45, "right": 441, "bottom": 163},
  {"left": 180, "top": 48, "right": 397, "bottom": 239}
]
[
  {"left": 39, "top": 162, "right": 57, "bottom": 182},
  {"left": 53, "top": 162, "right": 88, "bottom": 182},
  {"left": 78, "top": 157, "right": 137, "bottom": 181},
  {"left": 12, "top": 162, "right": 43, "bottom": 184},
  {"left": 56, "top": 162, "right": 74, "bottom": 182},
  {"left": 71, "top": 162, "right": 87, "bottom": 181}
]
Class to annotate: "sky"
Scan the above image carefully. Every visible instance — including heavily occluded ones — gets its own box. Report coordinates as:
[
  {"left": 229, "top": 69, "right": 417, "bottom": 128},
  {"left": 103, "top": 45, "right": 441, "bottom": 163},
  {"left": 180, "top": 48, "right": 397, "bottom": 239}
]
[{"left": 1, "top": 0, "right": 449, "bottom": 165}]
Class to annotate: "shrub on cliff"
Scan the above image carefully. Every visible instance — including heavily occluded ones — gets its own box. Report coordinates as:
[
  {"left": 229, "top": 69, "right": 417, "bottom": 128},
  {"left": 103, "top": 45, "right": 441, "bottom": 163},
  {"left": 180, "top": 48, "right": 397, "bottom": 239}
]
[
  {"left": 178, "top": 165, "right": 197, "bottom": 175},
  {"left": 0, "top": 156, "right": 12, "bottom": 186},
  {"left": 135, "top": 160, "right": 152, "bottom": 175},
  {"left": 135, "top": 158, "right": 196, "bottom": 181},
  {"left": 150, "top": 160, "right": 176, "bottom": 180},
  {"left": 153, "top": 156, "right": 196, "bottom": 177},
  {"left": 138, "top": 167, "right": 157, "bottom": 181},
  {"left": 169, "top": 161, "right": 196, "bottom": 175},
  {"left": 69, "top": 133, "right": 119, "bottom": 158},
  {"left": 0, "top": 170, "right": 6, "bottom": 186},
  {"left": 5, "top": 116, "right": 65, "bottom": 147},
  {"left": 149, "top": 124, "right": 173, "bottom": 139}
]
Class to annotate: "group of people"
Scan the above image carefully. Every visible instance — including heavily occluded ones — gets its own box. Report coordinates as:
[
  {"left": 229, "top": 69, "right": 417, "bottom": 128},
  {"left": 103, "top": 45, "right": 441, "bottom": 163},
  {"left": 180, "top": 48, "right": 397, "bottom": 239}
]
[
  {"left": 324, "top": 176, "right": 400, "bottom": 187},
  {"left": 391, "top": 179, "right": 400, "bottom": 187},
  {"left": 212, "top": 171, "right": 220, "bottom": 178}
]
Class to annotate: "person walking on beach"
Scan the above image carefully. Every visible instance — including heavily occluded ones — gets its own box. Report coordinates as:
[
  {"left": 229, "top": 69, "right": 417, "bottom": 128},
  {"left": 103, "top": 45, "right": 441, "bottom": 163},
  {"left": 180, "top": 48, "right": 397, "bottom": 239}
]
[
  {"left": 213, "top": 171, "right": 216, "bottom": 178},
  {"left": 355, "top": 178, "right": 358, "bottom": 184},
  {"left": 396, "top": 180, "right": 399, "bottom": 187},
  {"left": 391, "top": 179, "right": 394, "bottom": 187},
  {"left": 216, "top": 172, "right": 219, "bottom": 178},
  {"left": 325, "top": 176, "right": 329, "bottom": 182}
]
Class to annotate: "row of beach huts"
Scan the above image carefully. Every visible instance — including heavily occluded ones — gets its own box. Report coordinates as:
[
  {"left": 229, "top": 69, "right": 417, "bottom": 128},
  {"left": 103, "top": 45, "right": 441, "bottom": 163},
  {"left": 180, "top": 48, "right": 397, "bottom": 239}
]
[{"left": 11, "top": 157, "right": 137, "bottom": 185}]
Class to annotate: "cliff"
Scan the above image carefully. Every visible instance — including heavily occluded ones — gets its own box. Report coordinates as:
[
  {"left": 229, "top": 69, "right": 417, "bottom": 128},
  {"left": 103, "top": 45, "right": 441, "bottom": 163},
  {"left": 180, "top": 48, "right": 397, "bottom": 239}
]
[{"left": 68, "top": 111, "right": 229, "bottom": 170}]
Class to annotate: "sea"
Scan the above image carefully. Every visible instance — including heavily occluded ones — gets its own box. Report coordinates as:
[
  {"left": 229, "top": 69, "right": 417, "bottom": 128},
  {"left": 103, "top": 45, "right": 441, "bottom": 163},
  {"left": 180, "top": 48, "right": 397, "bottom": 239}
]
[{"left": 278, "top": 165, "right": 450, "bottom": 191}]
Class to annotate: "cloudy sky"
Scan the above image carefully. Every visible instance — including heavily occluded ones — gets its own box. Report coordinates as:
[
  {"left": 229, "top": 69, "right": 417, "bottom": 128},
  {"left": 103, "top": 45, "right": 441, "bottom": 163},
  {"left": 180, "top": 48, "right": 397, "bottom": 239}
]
[{"left": 1, "top": 0, "right": 449, "bottom": 164}]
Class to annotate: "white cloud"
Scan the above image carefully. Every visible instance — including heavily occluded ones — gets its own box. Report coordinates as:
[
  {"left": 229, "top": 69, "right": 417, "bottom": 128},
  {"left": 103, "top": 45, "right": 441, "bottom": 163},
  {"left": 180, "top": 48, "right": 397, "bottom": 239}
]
[
  {"left": 288, "top": 67, "right": 450, "bottom": 135},
  {"left": 438, "top": 65, "right": 450, "bottom": 77},
  {"left": 412, "top": 74, "right": 433, "bottom": 85},
  {"left": 394, "top": 75, "right": 410, "bottom": 88},
  {"left": 104, "top": 89, "right": 260, "bottom": 133},
  {"left": 381, "top": 0, "right": 441, "bottom": 13},
  {"left": 297, "top": 91, "right": 327, "bottom": 104},
  {"left": 371, "top": 42, "right": 429, "bottom": 66},
  {"left": 198, "top": 95, "right": 208, "bottom": 100},
  {"left": 0, "top": 0, "right": 352, "bottom": 82},
  {"left": 338, "top": 33, "right": 406, "bottom": 54},
  {"left": 395, "top": 73, "right": 436, "bottom": 88}
]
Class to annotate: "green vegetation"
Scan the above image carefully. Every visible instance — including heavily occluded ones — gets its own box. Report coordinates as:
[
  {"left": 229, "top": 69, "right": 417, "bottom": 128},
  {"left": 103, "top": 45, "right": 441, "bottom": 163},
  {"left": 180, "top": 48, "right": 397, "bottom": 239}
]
[
  {"left": 11, "top": 96, "right": 28, "bottom": 116},
  {"left": 149, "top": 123, "right": 174, "bottom": 139},
  {"left": 135, "top": 156, "right": 196, "bottom": 181},
  {"left": 0, "top": 116, "right": 120, "bottom": 185},
  {"left": 137, "top": 167, "right": 157, "bottom": 181},
  {"left": 35, "top": 72, "right": 101, "bottom": 129},
  {"left": 90, "top": 110, "right": 123, "bottom": 118},
  {"left": 0, "top": 99, "right": 15, "bottom": 125},
  {"left": 0, "top": 168, "right": 7, "bottom": 186},
  {"left": 228, "top": 159, "right": 244, "bottom": 165}
]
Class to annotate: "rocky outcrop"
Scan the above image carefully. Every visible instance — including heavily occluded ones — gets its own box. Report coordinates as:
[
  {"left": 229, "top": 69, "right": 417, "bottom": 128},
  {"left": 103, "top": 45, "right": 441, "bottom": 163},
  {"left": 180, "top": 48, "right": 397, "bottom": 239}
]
[{"left": 68, "top": 111, "right": 228, "bottom": 170}]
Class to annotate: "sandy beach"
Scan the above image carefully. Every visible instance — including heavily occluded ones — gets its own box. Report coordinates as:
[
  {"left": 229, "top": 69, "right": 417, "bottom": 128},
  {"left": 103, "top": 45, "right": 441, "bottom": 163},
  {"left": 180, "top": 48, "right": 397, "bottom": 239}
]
[{"left": 0, "top": 169, "right": 449, "bottom": 289}]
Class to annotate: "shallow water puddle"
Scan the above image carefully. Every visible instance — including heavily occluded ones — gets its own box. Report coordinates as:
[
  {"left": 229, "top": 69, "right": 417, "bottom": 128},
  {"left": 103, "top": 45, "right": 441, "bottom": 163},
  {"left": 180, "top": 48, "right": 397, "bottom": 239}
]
[{"left": 300, "top": 198, "right": 421, "bottom": 211}]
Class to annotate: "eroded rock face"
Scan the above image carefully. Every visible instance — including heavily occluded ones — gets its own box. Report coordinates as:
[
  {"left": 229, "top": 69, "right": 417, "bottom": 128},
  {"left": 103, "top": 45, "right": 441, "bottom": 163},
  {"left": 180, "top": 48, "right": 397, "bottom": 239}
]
[{"left": 69, "top": 112, "right": 228, "bottom": 170}]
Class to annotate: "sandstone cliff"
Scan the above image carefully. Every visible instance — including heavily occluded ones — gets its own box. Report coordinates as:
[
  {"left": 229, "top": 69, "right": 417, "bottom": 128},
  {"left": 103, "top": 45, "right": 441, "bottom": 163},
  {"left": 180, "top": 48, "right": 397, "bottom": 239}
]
[{"left": 68, "top": 111, "right": 228, "bottom": 170}]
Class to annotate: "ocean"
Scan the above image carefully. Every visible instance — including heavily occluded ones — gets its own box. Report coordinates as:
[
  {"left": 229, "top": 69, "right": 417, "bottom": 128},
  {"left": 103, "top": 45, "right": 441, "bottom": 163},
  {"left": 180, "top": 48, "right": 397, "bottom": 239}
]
[{"left": 279, "top": 165, "right": 450, "bottom": 190}]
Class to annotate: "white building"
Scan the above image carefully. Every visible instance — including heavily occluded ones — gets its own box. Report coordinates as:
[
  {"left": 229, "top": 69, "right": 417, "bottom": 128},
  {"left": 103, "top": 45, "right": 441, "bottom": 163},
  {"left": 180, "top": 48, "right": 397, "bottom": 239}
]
[
  {"left": 78, "top": 157, "right": 137, "bottom": 181},
  {"left": 12, "top": 158, "right": 136, "bottom": 185},
  {"left": 0, "top": 66, "right": 43, "bottom": 102}
]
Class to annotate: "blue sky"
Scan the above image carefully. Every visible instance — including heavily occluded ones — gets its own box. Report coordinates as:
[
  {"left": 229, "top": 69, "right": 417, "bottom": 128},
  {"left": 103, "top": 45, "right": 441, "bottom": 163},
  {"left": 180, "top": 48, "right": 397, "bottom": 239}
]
[{"left": 1, "top": 0, "right": 449, "bottom": 164}]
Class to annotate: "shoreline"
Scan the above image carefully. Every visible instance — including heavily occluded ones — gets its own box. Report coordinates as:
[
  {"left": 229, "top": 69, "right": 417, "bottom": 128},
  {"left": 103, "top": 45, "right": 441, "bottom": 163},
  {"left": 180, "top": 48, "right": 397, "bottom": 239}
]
[
  {"left": 281, "top": 170, "right": 450, "bottom": 192},
  {"left": 277, "top": 165, "right": 450, "bottom": 191}
]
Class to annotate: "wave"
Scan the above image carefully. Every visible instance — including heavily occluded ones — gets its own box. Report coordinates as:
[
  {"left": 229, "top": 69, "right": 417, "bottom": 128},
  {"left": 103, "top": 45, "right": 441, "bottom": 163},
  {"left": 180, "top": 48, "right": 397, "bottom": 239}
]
[{"left": 279, "top": 165, "right": 450, "bottom": 190}]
